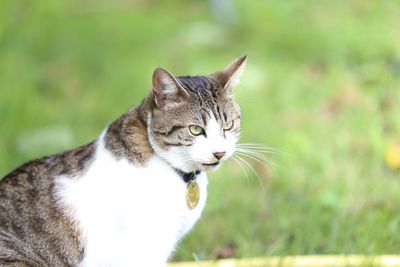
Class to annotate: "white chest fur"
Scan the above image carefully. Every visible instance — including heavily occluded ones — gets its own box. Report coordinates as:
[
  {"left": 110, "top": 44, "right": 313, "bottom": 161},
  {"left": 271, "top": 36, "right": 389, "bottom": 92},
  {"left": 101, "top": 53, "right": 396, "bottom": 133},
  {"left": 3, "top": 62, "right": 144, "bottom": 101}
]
[{"left": 55, "top": 136, "right": 208, "bottom": 267}]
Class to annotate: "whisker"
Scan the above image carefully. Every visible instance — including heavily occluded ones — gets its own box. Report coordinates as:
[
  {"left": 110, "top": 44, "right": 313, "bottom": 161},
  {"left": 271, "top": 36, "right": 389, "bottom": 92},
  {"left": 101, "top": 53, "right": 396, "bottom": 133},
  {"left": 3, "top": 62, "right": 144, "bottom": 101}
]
[
  {"left": 235, "top": 149, "right": 274, "bottom": 166},
  {"left": 237, "top": 143, "right": 280, "bottom": 150},
  {"left": 232, "top": 155, "right": 249, "bottom": 181},
  {"left": 239, "top": 149, "right": 279, "bottom": 156},
  {"left": 234, "top": 155, "right": 266, "bottom": 193},
  {"left": 237, "top": 147, "right": 280, "bottom": 154},
  {"left": 236, "top": 148, "right": 270, "bottom": 159},
  {"left": 235, "top": 151, "right": 272, "bottom": 169},
  {"left": 236, "top": 144, "right": 281, "bottom": 154}
]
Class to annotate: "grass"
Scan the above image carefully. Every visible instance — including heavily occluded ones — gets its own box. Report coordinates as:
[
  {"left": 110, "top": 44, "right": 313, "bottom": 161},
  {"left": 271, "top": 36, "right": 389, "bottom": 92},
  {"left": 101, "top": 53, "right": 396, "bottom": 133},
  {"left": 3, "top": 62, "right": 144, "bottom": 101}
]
[{"left": 1, "top": 0, "right": 400, "bottom": 262}]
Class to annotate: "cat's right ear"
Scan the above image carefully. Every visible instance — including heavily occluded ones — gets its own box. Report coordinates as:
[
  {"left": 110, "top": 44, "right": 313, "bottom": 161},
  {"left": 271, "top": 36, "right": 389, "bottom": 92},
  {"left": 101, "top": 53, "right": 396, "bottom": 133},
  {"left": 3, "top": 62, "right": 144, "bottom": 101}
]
[{"left": 152, "top": 68, "right": 189, "bottom": 109}]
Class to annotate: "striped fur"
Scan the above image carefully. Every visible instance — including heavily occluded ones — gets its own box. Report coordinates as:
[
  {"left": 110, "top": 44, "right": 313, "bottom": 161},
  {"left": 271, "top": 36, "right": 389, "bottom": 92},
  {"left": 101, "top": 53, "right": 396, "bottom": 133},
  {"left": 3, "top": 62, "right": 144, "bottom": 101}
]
[{"left": 0, "top": 56, "right": 246, "bottom": 266}]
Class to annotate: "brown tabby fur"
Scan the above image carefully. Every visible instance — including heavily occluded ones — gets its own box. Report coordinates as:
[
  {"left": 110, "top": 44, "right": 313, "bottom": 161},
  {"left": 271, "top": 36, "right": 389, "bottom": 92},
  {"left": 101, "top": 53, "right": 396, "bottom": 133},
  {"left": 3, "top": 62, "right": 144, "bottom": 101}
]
[
  {"left": 0, "top": 143, "right": 94, "bottom": 266},
  {"left": 0, "top": 56, "right": 246, "bottom": 266}
]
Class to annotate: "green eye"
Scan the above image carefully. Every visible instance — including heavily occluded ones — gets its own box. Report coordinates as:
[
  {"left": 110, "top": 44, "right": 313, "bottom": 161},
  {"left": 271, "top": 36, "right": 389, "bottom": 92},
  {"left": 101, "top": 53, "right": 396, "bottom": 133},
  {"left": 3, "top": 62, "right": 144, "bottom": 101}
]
[
  {"left": 189, "top": 125, "right": 204, "bottom": 136},
  {"left": 224, "top": 120, "right": 234, "bottom": 131}
]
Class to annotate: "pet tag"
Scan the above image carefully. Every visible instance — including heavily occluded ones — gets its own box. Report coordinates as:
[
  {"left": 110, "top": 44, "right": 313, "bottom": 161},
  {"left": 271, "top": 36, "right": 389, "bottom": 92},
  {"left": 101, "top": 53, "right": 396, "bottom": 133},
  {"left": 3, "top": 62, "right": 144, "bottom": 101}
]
[{"left": 186, "top": 181, "right": 200, "bottom": 209}]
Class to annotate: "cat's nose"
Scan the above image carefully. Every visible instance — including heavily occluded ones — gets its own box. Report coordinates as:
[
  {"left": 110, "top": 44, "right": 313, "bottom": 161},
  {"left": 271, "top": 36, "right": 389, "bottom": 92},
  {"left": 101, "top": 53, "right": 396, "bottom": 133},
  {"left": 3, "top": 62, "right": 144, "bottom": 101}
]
[{"left": 213, "top": 151, "right": 226, "bottom": 160}]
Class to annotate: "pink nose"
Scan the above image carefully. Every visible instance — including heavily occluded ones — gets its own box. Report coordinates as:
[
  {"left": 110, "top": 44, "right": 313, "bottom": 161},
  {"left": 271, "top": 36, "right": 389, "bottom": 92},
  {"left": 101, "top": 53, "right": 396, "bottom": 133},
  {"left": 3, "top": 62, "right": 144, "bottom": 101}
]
[{"left": 213, "top": 152, "right": 226, "bottom": 160}]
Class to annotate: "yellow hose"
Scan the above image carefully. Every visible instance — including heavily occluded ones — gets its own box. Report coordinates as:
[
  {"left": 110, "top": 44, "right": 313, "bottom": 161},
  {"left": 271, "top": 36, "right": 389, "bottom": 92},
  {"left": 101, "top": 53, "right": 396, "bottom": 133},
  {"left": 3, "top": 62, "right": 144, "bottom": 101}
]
[{"left": 169, "top": 255, "right": 400, "bottom": 267}]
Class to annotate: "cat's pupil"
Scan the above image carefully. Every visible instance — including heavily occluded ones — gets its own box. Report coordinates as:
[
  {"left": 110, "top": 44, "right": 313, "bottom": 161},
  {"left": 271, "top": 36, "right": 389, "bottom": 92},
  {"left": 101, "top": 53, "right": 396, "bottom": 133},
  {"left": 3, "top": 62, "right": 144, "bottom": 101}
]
[{"left": 224, "top": 120, "right": 234, "bottom": 131}]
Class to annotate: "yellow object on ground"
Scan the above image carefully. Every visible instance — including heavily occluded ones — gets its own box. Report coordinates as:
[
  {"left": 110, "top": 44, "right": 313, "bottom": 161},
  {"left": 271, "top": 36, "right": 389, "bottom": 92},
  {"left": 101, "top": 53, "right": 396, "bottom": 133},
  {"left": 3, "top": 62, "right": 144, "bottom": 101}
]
[
  {"left": 169, "top": 255, "right": 400, "bottom": 267},
  {"left": 386, "top": 144, "right": 400, "bottom": 170}
]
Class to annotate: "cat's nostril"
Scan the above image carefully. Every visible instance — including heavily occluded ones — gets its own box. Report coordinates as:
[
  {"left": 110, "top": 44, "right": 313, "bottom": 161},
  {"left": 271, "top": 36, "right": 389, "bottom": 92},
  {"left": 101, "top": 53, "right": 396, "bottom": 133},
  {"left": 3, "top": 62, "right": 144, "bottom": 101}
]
[{"left": 213, "top": 152, "right": 226, "bottom": 160}]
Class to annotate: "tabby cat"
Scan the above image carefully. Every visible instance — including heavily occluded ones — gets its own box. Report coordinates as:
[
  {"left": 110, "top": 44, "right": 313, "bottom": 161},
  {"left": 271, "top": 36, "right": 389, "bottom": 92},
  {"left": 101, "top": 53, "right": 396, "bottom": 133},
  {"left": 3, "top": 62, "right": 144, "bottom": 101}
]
[{"left": 0, "top": 56, "right": 247, "bottom": 267}]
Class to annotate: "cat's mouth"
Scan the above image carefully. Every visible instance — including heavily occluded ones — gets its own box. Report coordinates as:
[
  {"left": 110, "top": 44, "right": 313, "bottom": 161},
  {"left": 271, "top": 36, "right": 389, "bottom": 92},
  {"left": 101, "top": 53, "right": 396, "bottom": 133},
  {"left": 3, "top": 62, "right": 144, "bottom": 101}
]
[
  {"left": 201, "top": 161, "right": 219, "bottom": 167},
  {"left": 200, "top": 161, "right": 220, "bottom": 171}
]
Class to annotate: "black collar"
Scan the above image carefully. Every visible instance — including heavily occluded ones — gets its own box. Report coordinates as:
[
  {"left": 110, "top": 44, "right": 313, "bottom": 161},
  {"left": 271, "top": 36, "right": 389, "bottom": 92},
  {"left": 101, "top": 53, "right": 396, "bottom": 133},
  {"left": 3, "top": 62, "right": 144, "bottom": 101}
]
[{"left": 174, "top": 169, "right": 201, "bottom": 183}]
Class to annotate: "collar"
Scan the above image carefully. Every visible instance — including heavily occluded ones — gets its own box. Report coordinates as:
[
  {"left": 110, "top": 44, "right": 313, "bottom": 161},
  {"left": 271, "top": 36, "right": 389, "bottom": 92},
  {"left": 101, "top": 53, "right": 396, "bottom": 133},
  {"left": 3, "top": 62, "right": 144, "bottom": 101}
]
[{"left": 174, "top": 168, "right": 201, "bottom": 183}]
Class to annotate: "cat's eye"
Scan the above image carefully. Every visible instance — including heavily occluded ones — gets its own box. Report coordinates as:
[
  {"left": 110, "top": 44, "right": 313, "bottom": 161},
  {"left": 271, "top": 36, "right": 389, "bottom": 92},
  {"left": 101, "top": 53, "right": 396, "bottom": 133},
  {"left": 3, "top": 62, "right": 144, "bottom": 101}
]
[
  {"left": 223, "top": 120, "right": 235, "bottom": 131},
  {"left": 189, "top": 125, "right": 204, "bottom": 136}
]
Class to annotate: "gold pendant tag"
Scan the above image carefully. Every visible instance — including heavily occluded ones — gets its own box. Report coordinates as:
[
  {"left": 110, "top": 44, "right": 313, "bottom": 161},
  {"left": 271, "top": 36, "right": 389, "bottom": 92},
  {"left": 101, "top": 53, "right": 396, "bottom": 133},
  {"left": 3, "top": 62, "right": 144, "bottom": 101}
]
[{"left": 186, "top": 180, "right": 200, "bottom": 209}]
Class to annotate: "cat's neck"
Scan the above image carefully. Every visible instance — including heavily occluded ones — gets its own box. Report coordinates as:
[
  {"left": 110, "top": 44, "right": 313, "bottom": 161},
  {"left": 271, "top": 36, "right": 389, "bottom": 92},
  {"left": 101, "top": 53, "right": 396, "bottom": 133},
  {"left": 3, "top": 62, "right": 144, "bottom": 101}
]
[
  {"left": 103, "top": 96, "right": 155, "bottom": 166},
  {"left": 103, "top": 96, "right": 199, "bottom": 179}
]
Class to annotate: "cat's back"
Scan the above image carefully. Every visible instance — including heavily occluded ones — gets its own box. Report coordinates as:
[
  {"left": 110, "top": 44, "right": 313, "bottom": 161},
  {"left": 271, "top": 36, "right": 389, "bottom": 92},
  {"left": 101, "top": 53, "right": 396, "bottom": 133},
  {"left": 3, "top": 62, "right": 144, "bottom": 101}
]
[{"left": 0, "top": 142, "right": 95, "bottom": 267}]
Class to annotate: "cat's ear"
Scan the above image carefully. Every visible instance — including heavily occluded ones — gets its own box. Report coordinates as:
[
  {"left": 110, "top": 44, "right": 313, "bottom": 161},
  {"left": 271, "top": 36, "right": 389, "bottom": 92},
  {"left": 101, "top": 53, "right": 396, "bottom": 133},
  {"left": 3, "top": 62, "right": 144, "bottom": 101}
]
[
  {"left": 152, "top": 68, "right": 189, "bottom": 109},
  {"left": 212, "top": 55, "right": 247, "bottom": 95}
]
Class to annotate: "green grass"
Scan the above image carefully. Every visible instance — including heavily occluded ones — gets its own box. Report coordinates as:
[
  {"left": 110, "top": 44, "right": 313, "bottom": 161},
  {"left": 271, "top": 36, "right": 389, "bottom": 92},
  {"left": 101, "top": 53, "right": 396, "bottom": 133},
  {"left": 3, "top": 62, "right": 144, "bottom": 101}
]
[{"left": 1, "top": 0, "right": 400, "bottom": 261}]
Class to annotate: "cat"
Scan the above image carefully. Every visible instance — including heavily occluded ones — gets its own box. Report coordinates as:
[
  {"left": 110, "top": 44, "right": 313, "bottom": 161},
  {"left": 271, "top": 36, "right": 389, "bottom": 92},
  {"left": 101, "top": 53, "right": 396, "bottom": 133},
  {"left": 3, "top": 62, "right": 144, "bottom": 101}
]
[{"left": 0, "top": 56, "right": 247, "bottom": 267}]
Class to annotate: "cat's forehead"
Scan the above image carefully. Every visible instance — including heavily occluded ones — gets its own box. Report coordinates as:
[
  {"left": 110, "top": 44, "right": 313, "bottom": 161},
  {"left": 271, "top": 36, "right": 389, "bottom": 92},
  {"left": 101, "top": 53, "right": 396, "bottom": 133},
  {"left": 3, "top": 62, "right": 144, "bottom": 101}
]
[
  {"left": 176, "top": 75, "right": 230, "bottom": 109},
  {"left": 152, "top": 75, "right": 239, "bottom": 126},
  {"left": 173, "top": 95, "right": 239, "bottom": 125},
  {"left": 177, "top": 75, "right": 219, "bottom": 92}
]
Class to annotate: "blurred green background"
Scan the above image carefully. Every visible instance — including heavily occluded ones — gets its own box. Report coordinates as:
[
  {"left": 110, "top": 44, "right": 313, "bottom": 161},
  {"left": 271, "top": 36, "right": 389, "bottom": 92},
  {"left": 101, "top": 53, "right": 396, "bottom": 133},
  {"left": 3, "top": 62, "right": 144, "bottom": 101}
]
[{"left": 1, "top": 0, "right": 400, "bottom": 262}]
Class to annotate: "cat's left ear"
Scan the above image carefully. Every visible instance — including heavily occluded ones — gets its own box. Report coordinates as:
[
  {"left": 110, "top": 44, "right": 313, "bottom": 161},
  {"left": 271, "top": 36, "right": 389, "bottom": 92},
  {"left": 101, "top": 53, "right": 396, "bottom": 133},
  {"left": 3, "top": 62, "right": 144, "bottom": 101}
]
[{"left": 212, "top": 55, "right": 247, "bottom": 95}]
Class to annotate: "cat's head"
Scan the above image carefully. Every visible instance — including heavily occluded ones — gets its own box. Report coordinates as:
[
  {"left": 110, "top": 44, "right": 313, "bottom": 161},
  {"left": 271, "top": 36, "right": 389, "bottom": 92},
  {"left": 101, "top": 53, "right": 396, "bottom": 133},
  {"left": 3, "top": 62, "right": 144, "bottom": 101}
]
[{"left": 147, "top": 56, "right": 246, "bottom": 173}]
